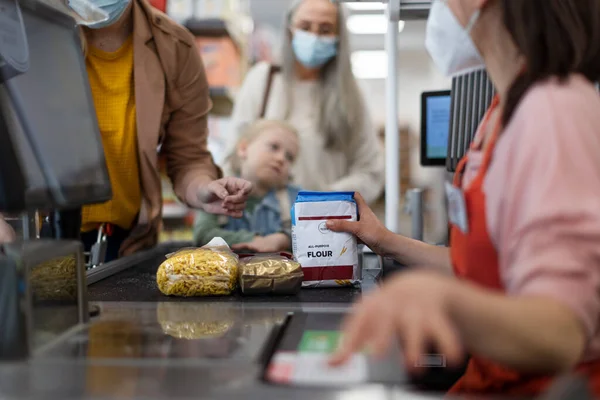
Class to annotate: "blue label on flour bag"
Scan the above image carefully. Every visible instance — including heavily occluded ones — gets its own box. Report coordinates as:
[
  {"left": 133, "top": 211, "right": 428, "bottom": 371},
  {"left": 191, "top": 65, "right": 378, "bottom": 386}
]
[
  {"left": 295, "top": 191, "right": 356, "bottom": 204},
  {"left": 292, "top": 191, "right": 361, "bottom": 288},
  {"left": 292, "top": 192, "right": 356, "bottom": 226}
]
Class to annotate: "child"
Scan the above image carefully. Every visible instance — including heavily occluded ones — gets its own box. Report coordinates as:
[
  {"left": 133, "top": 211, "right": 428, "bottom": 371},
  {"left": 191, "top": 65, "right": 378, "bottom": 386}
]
[{"left": 193, "top": 120, "right": 300, "bottom": 253}]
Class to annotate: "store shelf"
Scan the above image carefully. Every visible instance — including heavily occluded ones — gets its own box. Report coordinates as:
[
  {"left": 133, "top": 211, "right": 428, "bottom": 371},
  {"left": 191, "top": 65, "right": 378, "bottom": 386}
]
[
  {"left": 209, "top": 86, "right": 235, "bottom": 116},
  {"left": 185, "top": 18, "right": 247, "bottom": 50}
]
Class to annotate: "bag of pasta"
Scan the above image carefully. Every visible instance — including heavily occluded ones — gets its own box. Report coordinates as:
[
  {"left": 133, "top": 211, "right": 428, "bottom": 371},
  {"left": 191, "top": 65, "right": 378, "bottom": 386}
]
[
  {"left": 156, "top": 238, "right": 239, "bottom": 297},
  {"left": 238, "top": 253, "right": 303, "bottom": 295}
]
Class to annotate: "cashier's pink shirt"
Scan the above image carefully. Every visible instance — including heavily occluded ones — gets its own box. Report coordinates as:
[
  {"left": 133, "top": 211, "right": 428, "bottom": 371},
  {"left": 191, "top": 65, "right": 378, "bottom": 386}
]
[{"left": 462, "top": 74, "right": 600, "bottom": 360}]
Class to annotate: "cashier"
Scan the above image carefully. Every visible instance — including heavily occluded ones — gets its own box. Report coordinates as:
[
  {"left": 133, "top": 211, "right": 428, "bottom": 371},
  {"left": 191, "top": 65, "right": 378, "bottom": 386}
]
[
  {"left": 73, "top": 0, "right": 251, "bottom": 261},
  {"left": 328, "top": 0, "right": 600, "bottom": 396}
]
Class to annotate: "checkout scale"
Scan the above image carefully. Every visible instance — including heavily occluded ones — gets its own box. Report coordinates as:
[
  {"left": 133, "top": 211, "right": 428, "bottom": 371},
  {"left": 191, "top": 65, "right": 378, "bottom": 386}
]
[{"left": 0, "top": 0, "right": 593, "bottom": 398}]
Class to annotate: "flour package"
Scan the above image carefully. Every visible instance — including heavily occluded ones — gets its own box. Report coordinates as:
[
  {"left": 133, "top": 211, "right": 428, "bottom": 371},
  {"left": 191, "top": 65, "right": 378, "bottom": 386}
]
[{"left": 291, "top": 192, "right": 361, "bottom": 288}]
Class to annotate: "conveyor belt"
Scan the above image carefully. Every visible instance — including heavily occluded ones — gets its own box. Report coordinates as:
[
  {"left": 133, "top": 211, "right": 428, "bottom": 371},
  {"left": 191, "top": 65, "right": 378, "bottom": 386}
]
[{"left": 87, "top": 245, "right": 381, "bottom": 303}]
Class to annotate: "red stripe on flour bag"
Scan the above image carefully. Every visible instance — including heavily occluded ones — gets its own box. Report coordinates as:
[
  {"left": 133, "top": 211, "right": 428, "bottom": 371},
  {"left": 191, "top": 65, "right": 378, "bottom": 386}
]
[
  {"left": 298, "top": 215, "right": 352, "bottom": 221},
  {"left": 302, "top": 266, "right": 354, "bottom": 281}
]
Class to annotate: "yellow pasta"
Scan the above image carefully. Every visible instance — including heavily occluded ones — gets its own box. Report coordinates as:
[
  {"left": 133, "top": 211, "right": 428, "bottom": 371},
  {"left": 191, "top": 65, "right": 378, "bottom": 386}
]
[
  {"left": 157, "top": 303, "right": 235, "bottom": 339},
  {"left": 156, "top": 247, "right": 239, "bottom": 297},
  {"left": 334, "top": 279, "right": 352, "bottom": 287},
  {"left": 30, "top": 255, "right": 78, "bottom": 301}
]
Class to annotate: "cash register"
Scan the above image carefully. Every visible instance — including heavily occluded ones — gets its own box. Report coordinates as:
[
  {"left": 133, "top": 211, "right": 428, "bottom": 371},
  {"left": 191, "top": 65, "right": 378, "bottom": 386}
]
[{"left": 0, "top": 0, "right": 111, "bottom": 359}]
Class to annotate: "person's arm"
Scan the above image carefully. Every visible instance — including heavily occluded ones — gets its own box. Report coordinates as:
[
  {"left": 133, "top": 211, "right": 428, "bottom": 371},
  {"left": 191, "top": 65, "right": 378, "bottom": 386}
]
[
  {"left": 327, "top": 193, "right": 453, "bottom": 274},
  {"left": 160, "top": 33, "right": 222, "bottom": 209},
  {"left": 193, "top": 211, "right": 255, "bottom": 246},
  {"left": 0, "top": 213, "right": 15, "bottom": 244},
  {"left": 330, "top": 270, "right": 585, "bottom": 374},
  {"left": 379, "top": 231, "right": 453, "bottom": 273},
  {"left": 327, "top": 111, "right": 385, "bottom": 204},
  {"left": 448, "top": 283, "right": 585, "bottom": 372}
]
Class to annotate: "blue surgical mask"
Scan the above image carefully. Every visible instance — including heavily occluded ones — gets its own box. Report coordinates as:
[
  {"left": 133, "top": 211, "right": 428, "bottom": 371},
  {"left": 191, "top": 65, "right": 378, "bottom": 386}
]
[
  {"left": 292, "top": 30, "right": 338, "bottom": 69},
  {"left": 84, "top": 0, "right": 131, "bottom": 29}
]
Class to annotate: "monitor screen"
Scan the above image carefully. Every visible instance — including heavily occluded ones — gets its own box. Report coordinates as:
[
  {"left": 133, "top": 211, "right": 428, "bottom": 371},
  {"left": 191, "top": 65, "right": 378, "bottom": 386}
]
[
  {"left": 420, "top": 90, "right": 451, "bottom": 167},
  {"left": 0, "top": 1, "right": 111, "bottom": 210}
]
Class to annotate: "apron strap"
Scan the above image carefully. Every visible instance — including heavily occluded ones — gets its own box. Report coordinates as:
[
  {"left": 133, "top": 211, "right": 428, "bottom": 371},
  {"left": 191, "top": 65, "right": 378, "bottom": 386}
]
[
  {"left": 479, "top": 103, "right": 503, "bottom": 172},
  {"left": 453, "top": 95, "right": 501, "bottom": 187}
]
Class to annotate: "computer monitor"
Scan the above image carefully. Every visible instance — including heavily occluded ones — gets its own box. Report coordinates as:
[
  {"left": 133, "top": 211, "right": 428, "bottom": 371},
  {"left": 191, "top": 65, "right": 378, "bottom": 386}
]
[
  {"left": 0, "top": 0, "right": 111, "bottom": 211},
  {"left": 420, "top": 90, "right": 452, "bottom": 167}
]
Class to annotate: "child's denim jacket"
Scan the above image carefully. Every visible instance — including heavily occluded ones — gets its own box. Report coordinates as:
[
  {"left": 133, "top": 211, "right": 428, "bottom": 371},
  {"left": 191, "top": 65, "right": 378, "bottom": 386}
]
[{"left": 219, "top": 185, "right": 301, "bottom": 238}]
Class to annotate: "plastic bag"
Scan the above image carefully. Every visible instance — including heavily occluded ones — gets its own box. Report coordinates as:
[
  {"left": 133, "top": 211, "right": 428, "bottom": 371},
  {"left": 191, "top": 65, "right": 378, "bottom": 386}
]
[
  {"left": 292, "top": 191, "right": 361, "bottom": 288},
  {"left": 156, "top": 238, "right": 239, "bottom": 297},
  {"left": 238, "top": 253, "right": 303, "bottom": 295}
]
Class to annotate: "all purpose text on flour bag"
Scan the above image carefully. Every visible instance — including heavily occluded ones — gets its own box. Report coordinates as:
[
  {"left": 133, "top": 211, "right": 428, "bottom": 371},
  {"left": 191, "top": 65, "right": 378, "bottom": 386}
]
[{"left": 291, "top": 192, "right": 361, "bottom": 288}]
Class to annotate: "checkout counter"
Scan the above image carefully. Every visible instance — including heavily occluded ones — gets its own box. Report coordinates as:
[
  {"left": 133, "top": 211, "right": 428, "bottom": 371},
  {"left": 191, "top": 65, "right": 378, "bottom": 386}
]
[
  {"left": 1, "top": 243, "right": 592, "bottom": 400},
  {"left": 0, "top": 0, "right": 593, "bottom": 399}
]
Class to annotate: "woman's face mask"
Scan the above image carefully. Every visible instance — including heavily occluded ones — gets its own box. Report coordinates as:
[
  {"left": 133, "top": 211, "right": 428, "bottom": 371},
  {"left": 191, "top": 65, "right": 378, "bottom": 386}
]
[
  {"left": 84, "top": 0, "right": 131, "bottom": 29},
  {"left": 425, "top": 0, "right": 486, "bottom": 77},
  {"left": 292, "top": 29, "right": 338, "bottom": 69}
]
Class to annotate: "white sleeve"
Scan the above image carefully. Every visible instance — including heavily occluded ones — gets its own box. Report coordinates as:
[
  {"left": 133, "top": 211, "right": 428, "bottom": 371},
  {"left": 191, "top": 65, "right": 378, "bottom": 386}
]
[
  {"left": 328, "top": 110, "right": 385, "bottom": 204},
  {"left": 223, "top": 62, "right": 272, "bottom": 169}
]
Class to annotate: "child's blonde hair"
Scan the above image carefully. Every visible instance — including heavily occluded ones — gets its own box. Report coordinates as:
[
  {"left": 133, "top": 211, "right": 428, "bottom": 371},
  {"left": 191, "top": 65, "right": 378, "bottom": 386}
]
[{"left": 227, "top": 119, "right": 299, "bottom": 176}]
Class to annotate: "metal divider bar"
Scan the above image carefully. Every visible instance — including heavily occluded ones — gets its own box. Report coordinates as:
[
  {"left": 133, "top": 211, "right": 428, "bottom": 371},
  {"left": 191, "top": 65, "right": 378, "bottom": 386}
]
[{"left": 447, "top": 70, "right": 496, "bottom": 172}]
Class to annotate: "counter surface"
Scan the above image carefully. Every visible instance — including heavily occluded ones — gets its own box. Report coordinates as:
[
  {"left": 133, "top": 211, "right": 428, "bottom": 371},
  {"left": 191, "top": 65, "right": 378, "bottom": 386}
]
[
  {"left": 0, "top": 245, "right": 578, "bottom": 400},
  {"left": 0, "top": 300, "right": 477, "bottom": 400},
  {"left": 87, "top": 244, "right": 381, "bottom": 303}
]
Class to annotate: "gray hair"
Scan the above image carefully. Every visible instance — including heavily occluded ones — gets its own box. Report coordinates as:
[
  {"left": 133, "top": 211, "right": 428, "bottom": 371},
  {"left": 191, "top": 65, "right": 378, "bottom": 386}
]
[{"left": 282, "top": 0, "right": 365, "bottom": 151}]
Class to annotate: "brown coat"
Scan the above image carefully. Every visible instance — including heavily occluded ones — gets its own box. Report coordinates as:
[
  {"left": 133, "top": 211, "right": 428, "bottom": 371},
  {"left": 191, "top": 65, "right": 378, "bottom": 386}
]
[{"left": 119, "top": 0, "right": 221, "bottom": 256}]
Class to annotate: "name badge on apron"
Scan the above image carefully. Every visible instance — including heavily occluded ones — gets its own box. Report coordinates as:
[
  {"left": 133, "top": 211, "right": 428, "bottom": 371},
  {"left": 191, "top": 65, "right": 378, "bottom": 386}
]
[{"left": 445, "top": 181, "right": 469, "bottom": 234}]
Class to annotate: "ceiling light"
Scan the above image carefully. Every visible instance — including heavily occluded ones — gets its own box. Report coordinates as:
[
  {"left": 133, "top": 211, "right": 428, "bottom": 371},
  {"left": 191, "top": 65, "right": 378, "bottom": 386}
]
[
  {"left": 347, "top": 14, "right": 405, "bottom": 34},
  {"left": 352, "top": 50, "right": 388, "bottom": 79}
]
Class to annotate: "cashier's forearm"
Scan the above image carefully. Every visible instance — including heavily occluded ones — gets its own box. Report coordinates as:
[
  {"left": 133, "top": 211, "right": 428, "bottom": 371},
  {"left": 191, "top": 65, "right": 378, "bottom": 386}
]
[
  {"left": 380, "top": 231, "right": 453, "bottom": 274},
  {"left": 449, "top": 282, "right": 586, "bottom": 373}
]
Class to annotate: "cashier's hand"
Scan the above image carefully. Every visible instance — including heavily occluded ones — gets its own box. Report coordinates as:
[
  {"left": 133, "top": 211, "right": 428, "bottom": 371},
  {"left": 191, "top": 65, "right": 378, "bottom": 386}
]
[
  {"left": 197, "top": 178, "right": 253, "bottom": 218},
  {"left": 326, "top": 193, "right": 389, "bottom": 255},
  {"left": 0, "top": 214, "right": 16, "bottom": 244},
  {"left": 329, "top": 270, "right": 465, "bottom": 374},
  {"left": 231, "top": 233, "right": 290, "bottom": 253}
]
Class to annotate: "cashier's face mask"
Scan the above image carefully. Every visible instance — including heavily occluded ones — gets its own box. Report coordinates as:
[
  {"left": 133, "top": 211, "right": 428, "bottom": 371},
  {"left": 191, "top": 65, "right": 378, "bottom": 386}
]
[
  {"left": 292, "top": 30, "right": 338, "bottom": 69},
  {"left": 85, "top": 0, "right": 131, "bottom": 29},
  {"left": 425, "top": 0, "right": 486, "bottom": 77}
]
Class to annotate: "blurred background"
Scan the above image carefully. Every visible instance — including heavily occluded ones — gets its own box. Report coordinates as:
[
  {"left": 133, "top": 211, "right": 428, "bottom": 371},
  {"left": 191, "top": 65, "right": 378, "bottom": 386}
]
[{"left": 154, "top": 0, "right": 450, "bottom": 244}]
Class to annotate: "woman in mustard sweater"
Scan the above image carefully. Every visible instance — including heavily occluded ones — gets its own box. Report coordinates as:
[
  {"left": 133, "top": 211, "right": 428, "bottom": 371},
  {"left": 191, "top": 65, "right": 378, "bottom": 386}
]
[{"left": 75, "top": 0, "right": 250, "bottom": 261}]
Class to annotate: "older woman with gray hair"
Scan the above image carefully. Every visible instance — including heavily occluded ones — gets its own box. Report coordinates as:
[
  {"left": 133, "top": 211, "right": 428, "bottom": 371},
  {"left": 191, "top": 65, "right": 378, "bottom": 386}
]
[{"left": 227, "top": 0, "right": 384, "bottom": 204}]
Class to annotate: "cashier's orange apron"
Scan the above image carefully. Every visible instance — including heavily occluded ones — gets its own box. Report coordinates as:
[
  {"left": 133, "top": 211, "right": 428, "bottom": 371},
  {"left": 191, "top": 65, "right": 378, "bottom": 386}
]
[{"left": 447, "top": 96, "right": 600, "bottom": 396}]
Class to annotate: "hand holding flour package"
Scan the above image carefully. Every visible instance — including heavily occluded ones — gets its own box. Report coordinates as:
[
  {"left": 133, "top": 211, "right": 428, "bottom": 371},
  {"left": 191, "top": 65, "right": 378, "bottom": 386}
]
[{"left": 291, "top": 192, "right": 361, "bottom": 288}]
